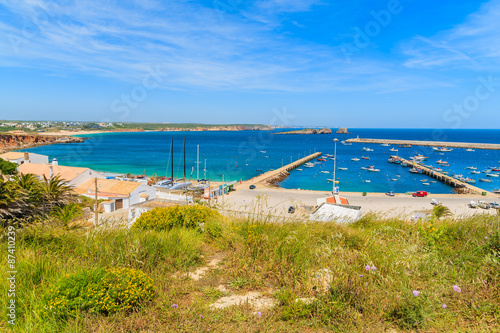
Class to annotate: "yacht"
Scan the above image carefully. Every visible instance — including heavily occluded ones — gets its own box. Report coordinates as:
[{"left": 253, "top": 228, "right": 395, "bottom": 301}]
[{"left": 366, "top": 166, "right": 380, "bottom": 172}]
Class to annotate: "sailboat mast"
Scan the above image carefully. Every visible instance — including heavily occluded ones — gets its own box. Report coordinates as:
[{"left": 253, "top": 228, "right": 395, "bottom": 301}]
[
  {"left": 197, "top": 144, "right": 199, "bottom": 180},
  {"left": 183, "top": 138, "right": 186, "bottom": 181},
  {"left": 171, "top": 138, "right": 174, "bottom": 181}
]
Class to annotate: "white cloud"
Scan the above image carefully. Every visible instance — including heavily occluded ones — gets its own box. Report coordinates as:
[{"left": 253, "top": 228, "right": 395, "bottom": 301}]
[
  {"left": 402, "top": 0, "right": 500, "bottom": 70},
  {"left": 0, "top": 0, "right": 447, "bottom": 93}
]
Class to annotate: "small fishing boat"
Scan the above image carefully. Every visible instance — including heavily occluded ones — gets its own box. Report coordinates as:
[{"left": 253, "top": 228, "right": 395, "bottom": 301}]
[
  {"left": 470, "top": 171, "right": 481, "bottom": 174},
  {"left": 338, "top": 167, "right": 348, "bottom": 170},
  {"left": 327, "top": 179, "right": 339, "bottom": 183},
  {"left": 260, "top": 151, "right": 266, "bottom": 153},
  {"left": 433, "top": 147, "right": 453, "bottom": 152},
  {"left": 422, "top": 183, "right": 430, "bottom": 186},
  {"left": 466, "top": 148, "right": 475, "bottom": 152},
  {"left": 317, "top": 158, "right": 326, "bottom": 162},
  {"left": 391, "top": 178, "right": 397, "bottom": 181},
  {"left": 487, "top": 173, "right": 499, "bottom": 177},
  {"left": 362, "top": 156, "right": 370, "bottom": 160},
  {"left": 381, "top": 143, "right": 390, "bottom": 146},
  {"left": 492, "top": 168, "right": 500, "bottom": 172},
  {"left": 341, "top": 141, "right": 352, "bottom": 146},
  {"left": 436, "top": 160, "right": 448, "bottom": 165},
  {"left": 320, "top": 171, "right": 330, "bottom": 174},
  {"left": 466, "top": 166, "right": 477, "bottom": 170},
  {"left": 389, "top": 148, "right": 398, "bottom": 152},
  {"left": 464, "top": 178, "right": 476, "bottom": 184},
  {"left": 480, "top": 178, "right": 492, "bottom": 182},
  {"left": 351, "top": 158, "right": 360, "bottom": 161},
  {"left": 409, "top": 168, "right": 420, "bottom": 174},
  {"left": 364, "top": 180, "right": 371, "bottom": 183},
  {"left": 296, "top": 169, "right": 303, "bottom": 171},
  {"left": 421, "top": 179, "right": 429, "bottom": 182},
  {"left": 304, "top": 163, "right": 315, "bottom": 168},
  {"left": 367, "top": 166, "right": 380, "bottom": 172}
]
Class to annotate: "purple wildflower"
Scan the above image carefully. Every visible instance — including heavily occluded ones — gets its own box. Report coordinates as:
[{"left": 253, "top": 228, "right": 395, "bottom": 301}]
[
  {"left": 412, "top": 290, "right": 420, "bottom": 297},
  {"left": 171, "top": 304, "right": 178, "bottom": 308},
  {"left": 214, "top": 319, "right": 217, "bottom": 322},
  {"left": 370, "top": 266, "right": 377, "bottom": 271},
  {"left": 442, "top": 304, "right": 447, "bottom": 309},
  {"left": 359, "top": 274, "right": 364, "bottom": 277},
  {"left": 200, "top": 315, "right": 204, "bottom": 319},
  {"left": 453, "top": 285, "right": 461, "bottom": 293},
  {"left": 257, "top": 312, "right": 262, "bottom": 318},
  {"left": 365, "top": 265, "right": 371, "bottom": 271}
]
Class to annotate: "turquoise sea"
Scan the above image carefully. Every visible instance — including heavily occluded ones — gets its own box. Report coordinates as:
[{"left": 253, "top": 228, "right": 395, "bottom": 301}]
[{"left": 20, "top": 129, "right": 500, "bottom": 194}]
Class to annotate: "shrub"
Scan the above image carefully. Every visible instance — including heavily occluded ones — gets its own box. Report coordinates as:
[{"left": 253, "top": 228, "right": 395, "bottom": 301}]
[
  {"left": 41, "top": 267, "right": 155, "bottom": 317},
  {"left": 132, "top": 205, "right": 221, "bottom": 231}
]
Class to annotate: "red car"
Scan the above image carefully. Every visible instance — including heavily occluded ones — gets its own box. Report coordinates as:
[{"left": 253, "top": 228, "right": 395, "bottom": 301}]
[{"left": 412, "top": 191, "right": 428, "bottom": 197}]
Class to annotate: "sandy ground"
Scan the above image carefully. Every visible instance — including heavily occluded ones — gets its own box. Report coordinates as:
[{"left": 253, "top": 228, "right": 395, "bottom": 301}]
[
  {"left": 38, "top": 130, "right": 112, "bottom": 136},
  {"left": 222, "top": 186, "right": 500, "bottom": 219}
]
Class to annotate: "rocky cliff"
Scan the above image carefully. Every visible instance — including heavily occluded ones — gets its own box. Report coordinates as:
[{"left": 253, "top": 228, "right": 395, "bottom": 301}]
[
  {"left": 336, "top": 128, "right": 350, "bottom": 134},
  {"left": 160, "top": 125, "right": 273, "bottom": 132},
  {"left": 273, "top": 128, "right": 332, "bottom": 135},
  {"left": 0, "top": 134, "right": 84, "bottom": 152}
]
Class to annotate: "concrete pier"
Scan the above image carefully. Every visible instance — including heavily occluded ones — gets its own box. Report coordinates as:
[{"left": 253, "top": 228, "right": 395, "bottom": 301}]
[
  {"left": 237, "top": 152, "right": 322, "bottom": 188},
  {"left": 391, "top": 156, "right": 493, "bottom": 196},
  {"left": 347, "top": 138, "right": 500, "bottom": 150}
]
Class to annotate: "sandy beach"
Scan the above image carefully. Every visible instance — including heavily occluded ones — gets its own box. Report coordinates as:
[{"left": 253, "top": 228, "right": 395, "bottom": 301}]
[{"left": 222, "top": 186, "right": 500, "bottom": 219}]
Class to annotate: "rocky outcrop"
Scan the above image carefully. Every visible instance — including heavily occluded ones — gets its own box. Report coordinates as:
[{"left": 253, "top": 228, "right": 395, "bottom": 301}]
[
  {"left": 273, "top": 128, "right": 332, "bottom": 135},
  {"left": 336, "top": 128, "right": 350, "bottom": 134},
  {"left": 0, "top": 134, "right": 84, "bottom": 152}
]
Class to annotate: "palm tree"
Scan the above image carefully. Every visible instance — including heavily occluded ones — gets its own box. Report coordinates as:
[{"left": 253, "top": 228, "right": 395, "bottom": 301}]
[
  {"left": 0, "top": 178, "right": 26, "bottom": 220},
  {"left": 39, "top": 175, "right": 75, "bottom": 211},
  {"left": 50, "top": 203, "right": 83, "bottom": 229},
  {"left": 432, "top": 205, "right": 452, "bottom": 220}
]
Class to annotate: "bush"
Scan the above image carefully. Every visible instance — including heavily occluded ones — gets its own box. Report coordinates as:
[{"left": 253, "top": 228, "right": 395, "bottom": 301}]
[
  {"left": 41, "top": 267, "right": 155, "bottom": 317},
  {"left": 132, "top": 205, "right": 221, "bottom": 231}
]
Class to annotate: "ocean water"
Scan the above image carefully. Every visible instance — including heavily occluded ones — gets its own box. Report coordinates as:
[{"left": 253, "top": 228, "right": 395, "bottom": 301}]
[{"left": 20, "top": 129, "right": 500, "bottom": 194}]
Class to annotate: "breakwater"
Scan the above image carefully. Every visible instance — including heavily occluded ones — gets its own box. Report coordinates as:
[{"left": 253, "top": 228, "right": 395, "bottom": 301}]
[
  {"left": 347, "top": 138, "right": 500, "bottom": 150},
  {"left": 391, "top": 156, "right": 493, "bottom": 196},
  {"left": 238, "top": 152, "right": 322, "bottom": 188}
]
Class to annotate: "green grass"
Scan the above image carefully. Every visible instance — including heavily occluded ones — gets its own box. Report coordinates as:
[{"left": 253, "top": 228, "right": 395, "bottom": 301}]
[{"left": 1, "top": 213, "right": 499, "bottom": 332}]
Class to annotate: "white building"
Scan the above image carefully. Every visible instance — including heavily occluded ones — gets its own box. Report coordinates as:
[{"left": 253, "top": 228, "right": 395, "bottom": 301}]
[
  {"left": 310, "top": 195, "right": 362, "bottom": 223},
  {"left": 75, "top": 178, "right": 156, "bottom": 212},
  {"left": 18, "top": 162, "right": 105, "bottom": 187},
  {"left": 0, "top": 152, "right": 49, "bottom": 165}
]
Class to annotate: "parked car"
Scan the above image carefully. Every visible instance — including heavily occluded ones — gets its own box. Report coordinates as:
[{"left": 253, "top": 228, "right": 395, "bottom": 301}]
[
  {"left": 478, "top": 201, "right": 490, "bottom": 209},
  {"left": 385, "top": 191, "right": 395, "bottom": 196},
  {"left": 489, "top": 202, "right": 499, "bottom": 209},
  {"left": 412, "top": 191, "right": 428, "bottom": 197},
  {"left": 249, "top": 184, "right": 256, "bottom": 189},
  {"left": 469, "top": 201, "right": 478, "bottom": 209},
  {"left": 430, "top": 199, "right": 441, "bottom": 206},
  {"left": 288, "top": 206, "right": 295, "bottom": 214}
]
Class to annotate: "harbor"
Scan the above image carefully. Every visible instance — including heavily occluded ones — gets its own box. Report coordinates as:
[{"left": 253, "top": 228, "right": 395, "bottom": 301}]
[
  {"left": 347, "top": 138, "right": 500, "bottom": 150},
  {"left": 390, "top": 156, "right": 495, "bottom": 196}
]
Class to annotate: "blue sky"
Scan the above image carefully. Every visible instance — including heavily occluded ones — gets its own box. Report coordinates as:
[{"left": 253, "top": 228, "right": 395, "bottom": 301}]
[{"left": 0, "top": 0, "right": 499, "bottom": 128}]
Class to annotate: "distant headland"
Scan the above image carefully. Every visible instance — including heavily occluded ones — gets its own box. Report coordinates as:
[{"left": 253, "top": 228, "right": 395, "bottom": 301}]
[{"left": 273, "top": 128, "right": 332, "bottom": 135}]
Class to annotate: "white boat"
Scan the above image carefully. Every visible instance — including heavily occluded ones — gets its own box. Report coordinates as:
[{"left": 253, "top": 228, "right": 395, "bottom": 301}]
[
  {"left": 304, "top": 162, "right": 315, "bottom": 168},
  {"left": 487, "top": 173, "right": 499, "bottom": 177},
  {"left": 296, "top": 169, "right": 303, "bottom": 171},
  {"left": 351, "top": 158, "right": 360, "bottom": 161},
  {"left": 364, "top": 180, "right": 371, "bottom": 183},
  {"left": 422, "top": 183, "right": 430, "bottom": 186},
  {"left": 466, "top": 166, "right": 477, "bottom": 170},
  {"left": 466, "top": 148, "right": 475, "bottom": 152},
  {"left": 362, "top": 147, "right": 374, "bottom": 152},
  {"left": 480, "top": 178, "right": 492, "bottom": 182},
  {"left": 327, "top": 179, "right": 339, "bottom": 183},
  {"left": 366, "top": 166, "right": 380, "bottom": 172},
  {"left": 260, "top": 150, "right": 266, "bottom": 153},
  {"left": 391, "top": 178, "right": 397, "bottom": 181},
  {"left": 337, "top": 167, "right": 348, "bottom": 170},
  {"left": 421, "top": 179, "right": 429, "bottom": 182},
  {"left": 389, "top": 148, "right": 398, "bottom": 152},
  {"left": 436, "top": 160, "right": 448, "bottom": 165},
  {"left": 433, "top": 147, "right": 453, "bottom": 152},
  {"left": 470, "top": 171, "right": 481, "bottom": 174},
  {"left": 341, "top": 141, "right": 352, "bottom": 145},
  {"left": 320, "top": 171, "right": 330, "bottom": 174},
  {"left": 381, "top": 143, "right": 390, "bottom": 146}
]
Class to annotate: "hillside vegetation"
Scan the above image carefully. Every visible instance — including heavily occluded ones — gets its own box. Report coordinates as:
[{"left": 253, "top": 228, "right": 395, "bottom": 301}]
[{"left": 1, "top": 207, "right": 499, "bottom": 332}]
